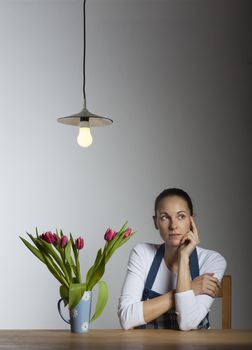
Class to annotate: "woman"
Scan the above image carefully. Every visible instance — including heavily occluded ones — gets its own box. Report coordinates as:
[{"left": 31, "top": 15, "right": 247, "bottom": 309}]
[{"left": 118, "top": 188, "right": 227, "bottom": 330}]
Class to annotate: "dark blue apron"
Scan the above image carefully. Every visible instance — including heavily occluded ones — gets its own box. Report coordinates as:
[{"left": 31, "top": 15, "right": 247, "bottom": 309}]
[{"left": 139, "top": 243, "right": 210, "bottom": 329}]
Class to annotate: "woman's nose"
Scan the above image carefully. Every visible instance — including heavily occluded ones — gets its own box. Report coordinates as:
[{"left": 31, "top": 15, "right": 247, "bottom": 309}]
[{"left": 169, "top": 219, "right": 177, "bottom": 230}]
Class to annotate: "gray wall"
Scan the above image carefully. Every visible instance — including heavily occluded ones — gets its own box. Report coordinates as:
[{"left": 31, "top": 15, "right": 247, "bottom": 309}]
[{"left": 0, "top": 0, "right": 251, "bottom": 329}]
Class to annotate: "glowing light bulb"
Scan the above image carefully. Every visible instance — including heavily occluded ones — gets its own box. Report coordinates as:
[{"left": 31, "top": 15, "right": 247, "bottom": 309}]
[{"left": 77, "top": 127, "right": 93, "bottom": 147}]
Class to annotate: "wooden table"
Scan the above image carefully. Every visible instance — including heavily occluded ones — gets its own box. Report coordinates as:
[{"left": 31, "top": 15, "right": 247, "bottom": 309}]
[{"left": 0, "top": 329, "right": 252, "bottom": 350}]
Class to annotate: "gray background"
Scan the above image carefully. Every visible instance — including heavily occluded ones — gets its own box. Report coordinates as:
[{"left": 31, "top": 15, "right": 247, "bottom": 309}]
[{"left": 0, "top": 0, "right": 251, "bottom": 329}]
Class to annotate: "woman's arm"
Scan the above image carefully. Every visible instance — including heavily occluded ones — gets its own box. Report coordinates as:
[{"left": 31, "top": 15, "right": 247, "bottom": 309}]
[
  {"left": 143, "top": 291, "right": 175, "bottom": 323},
  {"left": 118, "top": 243, "right": 175, "bottom": 330},
  {"left": 175, "top": 258, "right": 226, "bottom": 331},
  {"left": 175, "top": 217, "right": 227, "bottom": 330},
  {"left": 176, "top": 217, "right": 200, "bottom": 293}
]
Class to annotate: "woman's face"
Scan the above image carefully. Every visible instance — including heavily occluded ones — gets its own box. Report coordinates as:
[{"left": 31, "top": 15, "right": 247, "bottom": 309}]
[{"left": 154, "top": 195, "right": 192, "bottom": 247}]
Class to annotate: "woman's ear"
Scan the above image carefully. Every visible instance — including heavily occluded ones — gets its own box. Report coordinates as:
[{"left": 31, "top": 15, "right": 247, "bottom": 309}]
[{"left": 153, "top": 215, "right": 158, "bottom": 230}]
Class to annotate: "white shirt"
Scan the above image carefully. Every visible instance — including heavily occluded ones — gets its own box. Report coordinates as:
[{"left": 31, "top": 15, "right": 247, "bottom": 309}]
[{"left": 118, "top": 242, "right": 227, "bottom": 330}]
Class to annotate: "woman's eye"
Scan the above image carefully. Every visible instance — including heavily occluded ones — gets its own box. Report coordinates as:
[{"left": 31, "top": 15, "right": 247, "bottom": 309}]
[
  {"left": 178, "top": 214, "right": 186, "bottom": 220},
  {"left": 160, "top": 216, "right": 168, "bottom": 221}
]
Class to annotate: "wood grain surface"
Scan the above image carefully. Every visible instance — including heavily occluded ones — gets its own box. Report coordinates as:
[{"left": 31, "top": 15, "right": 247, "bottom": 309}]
[{"left": 0, "top": 329, "right": 251, "bottom": 350}]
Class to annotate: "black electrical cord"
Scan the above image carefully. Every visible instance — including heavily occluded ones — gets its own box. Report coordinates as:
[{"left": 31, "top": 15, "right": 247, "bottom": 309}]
[
  {"left": 83, "top": 0, "right": 86, "bottom": 103},
  {"left": 57, "top": 0, "right": 113, "bottom": 129}
]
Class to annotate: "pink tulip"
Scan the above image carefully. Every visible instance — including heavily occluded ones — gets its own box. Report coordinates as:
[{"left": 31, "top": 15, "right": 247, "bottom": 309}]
[
  {"left": 60, "top": 235, "right": 68, "bottom": 249},
  {"left": 52, "top": 233, "right": 59, "bottom": 244},
  {"left": 123, "top": 228, "right": 133, "bottom": 239},
  {"left": 75, "top": 237, "right": 84, "bottom": 250},
  {"left": 104, "top": 228, "right": 117, "bottom": 241},
  {"left": 41, "top": 232, "right": 58, "bottom": 245}
]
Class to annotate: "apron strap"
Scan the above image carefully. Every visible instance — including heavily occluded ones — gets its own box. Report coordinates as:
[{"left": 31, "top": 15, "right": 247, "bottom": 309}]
[
  {"left": 144, "top": 244, "right": 165, "bottom": 291},
  {"left": 189, "top": 248, "right": 200, "bottom": 280},
  {"left": 144, "top": 244, "right": 199, "bottom": 294}
]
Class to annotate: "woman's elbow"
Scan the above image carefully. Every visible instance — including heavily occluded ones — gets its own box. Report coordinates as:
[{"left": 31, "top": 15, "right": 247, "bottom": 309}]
[
  {"left": 178, "top": 322, "right": 194, "bottom": 331},
  {"left": 117, "top": 308, "right": 133, "bottom": 330},
  {"left": 118, "top": 315, "right": 131, "bottom": 330},
  {"left": 177, "top": 314, "right": 198, "bottom": 331},
  {"left": 121, "top": 322, "right": 132, "bottom": 330},
  {"left": 118, "top": 302, "right": 145, "bottom": 330}
]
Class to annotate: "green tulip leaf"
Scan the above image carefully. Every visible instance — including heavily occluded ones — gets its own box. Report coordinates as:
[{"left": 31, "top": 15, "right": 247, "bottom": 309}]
[
  {"left": 70, "top": 234, "right": 78, "bottom": 261},
  {"left": 64, "top": 241, "right": 74, "bottom": 279},
  {"left": 86, "top": 248, "right": 102, "bottom": 286},
  {"left": 37, "top": 239, "right": 71, "bottom": 284},
  {"left": 69, "top": 283, "right": 86, "bottom": 309},
  {"left": 90, "top": 280, "right": 108, "bottom": 323},
  {"left": 64, "top": 240, "right": 71, "bottom": 260},
  {"left": 42, "top": 253, "right": 69, "bottom": 287},
  {"left": 87, "top": 254, "right": 105, "bottom": 291},
  {"left": 20, "top": 237, "right": 45, "bottom": 264},
  {"left": 60, "top": 285, "right": 69, "bottom": 306}
]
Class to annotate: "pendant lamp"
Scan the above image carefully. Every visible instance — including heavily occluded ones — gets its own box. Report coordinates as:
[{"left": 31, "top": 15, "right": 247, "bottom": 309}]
[{"left": 57, "top": 0, "right": 113, "bottom": 148}]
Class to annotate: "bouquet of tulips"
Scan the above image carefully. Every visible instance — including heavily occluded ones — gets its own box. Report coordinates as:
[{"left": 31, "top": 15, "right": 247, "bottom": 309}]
[{"left": 20, "top": 222, "right": 135, "bottom": 322}]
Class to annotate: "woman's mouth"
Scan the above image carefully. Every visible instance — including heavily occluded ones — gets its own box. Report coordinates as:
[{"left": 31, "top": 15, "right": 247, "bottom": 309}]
[{"left": 169, "top": 233, "right": 182, "bottom": 238}]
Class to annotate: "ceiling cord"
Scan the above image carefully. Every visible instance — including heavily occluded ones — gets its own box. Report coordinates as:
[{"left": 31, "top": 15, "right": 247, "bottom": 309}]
[{"left": 83, "top": 0, "right": 86, "bottom": 105}]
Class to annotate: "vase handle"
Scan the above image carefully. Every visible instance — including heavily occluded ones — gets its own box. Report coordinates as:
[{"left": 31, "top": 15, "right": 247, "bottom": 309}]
[{"left": 57, "top": 298, "right": 70, "bottom": 324}]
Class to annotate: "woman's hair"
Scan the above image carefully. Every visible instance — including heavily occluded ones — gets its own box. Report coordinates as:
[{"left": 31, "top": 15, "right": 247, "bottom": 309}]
[{"left": 154, "top": 188, "right": 193, "bottom": 215}]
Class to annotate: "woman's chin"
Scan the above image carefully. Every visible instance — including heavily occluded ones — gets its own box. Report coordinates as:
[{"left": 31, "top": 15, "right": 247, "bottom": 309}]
[{"left": 166, "top": 239, "right": 181, "bottom": 248}]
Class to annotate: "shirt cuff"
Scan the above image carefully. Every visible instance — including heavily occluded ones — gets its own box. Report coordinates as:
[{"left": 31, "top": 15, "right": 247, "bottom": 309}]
[
  {"left": 138, "top": 301, "right": 146, "bottom": 326},
  {"left": 175, "top": 289, "right": 196, "bottom": 315}
]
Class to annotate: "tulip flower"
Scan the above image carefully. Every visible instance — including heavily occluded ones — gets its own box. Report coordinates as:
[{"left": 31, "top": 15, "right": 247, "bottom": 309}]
[
  {"left": 41, "top": 232, "right": 58, "bottom": 245},
  {"left": 123, "top": 228, "right": 133, "bottom": 238},
  {"left": 75, "top": 237, "right": 84, "bottom": 250},
  {"left": 60, "top": 235, "right": 68, "bottom": 249},
  {"left": 104, "top": 228, "right": 117, "bottom": 241}
]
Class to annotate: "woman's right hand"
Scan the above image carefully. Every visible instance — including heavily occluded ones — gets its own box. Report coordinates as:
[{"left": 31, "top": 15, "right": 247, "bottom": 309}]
[
  {"left": 191, "top": 273, "right": 221, "bottom": 298},
  {"left": 178, "top": 216, "right": 200, "bottom": 258}
]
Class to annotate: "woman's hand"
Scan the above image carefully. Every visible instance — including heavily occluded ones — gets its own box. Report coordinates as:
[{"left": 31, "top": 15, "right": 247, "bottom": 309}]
[
  {"left": 191, "top": 273, "right": 221, "bottom": 298},
  {"left": 178, "top": 216, "right": 199, "bottom": 258}
]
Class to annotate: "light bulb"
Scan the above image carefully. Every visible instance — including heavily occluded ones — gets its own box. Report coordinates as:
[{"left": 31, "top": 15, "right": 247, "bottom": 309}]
[{"left": 77, "top": 127, "right": 93, "bottom": 147}]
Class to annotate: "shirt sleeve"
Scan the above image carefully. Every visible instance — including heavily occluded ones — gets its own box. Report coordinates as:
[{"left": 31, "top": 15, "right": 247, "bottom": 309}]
[
  {"left": 175, "top": 250, "right": 227, "bottom": 331},
  {"left": 118, "top": 244, "right": 148, "bottom": 330}
]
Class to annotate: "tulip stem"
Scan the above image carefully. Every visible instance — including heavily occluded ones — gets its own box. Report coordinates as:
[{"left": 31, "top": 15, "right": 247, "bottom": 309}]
[{"left": 76, "top": 251, "right": 82, "bottom": 283}]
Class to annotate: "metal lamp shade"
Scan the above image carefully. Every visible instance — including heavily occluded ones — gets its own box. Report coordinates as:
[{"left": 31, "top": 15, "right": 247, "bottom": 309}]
[{"left": 57, "top": 108, "right": 113, "bottom": 127}]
